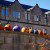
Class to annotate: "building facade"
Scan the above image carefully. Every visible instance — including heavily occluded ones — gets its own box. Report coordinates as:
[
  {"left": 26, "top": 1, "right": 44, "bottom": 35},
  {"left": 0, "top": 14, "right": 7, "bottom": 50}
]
[{"left": 0, "top": 0, "right": 50, "bottom": 35}]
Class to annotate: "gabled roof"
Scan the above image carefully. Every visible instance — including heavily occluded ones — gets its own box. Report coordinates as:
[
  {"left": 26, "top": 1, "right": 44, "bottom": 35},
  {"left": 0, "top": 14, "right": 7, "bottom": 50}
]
[
  {"left": 40, "top": 8, "right": 50, "bottom": 13},
  {"left": 0, "top": 1, "right": 13, "bottom": 7},
  {"left": 0, "top": 1, "right": 50, "bottom": 12},
  {"left": 20, "top": 4, "right": 50, "bottom": 12},
  {"left": 20, "top": 4, "right": 32, "bottom": 10}
]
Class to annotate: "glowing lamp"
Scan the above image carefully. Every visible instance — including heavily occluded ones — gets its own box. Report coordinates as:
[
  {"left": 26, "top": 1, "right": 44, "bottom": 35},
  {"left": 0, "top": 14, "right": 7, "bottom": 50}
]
[
  {"left": 13, "top": 25, "right": 21, "bottom": 32},
  {"left": 4, "top": 24, "right": 12, "bottom": 31}
]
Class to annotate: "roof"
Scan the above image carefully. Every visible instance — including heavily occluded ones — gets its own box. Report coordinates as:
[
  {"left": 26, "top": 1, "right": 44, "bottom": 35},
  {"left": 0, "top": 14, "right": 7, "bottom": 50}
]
[
  {"left": 20, "top": 4, "right": 32, "bottom": 10},
  {"left": 40, "top": 8, "right": 50, "bottom": 13},
  {"left": 0, "top": 1, "right": 50, "bottom": 12},
  {"left": 20, "top": 4, "right": 50, "bottom": 12},
  {"left": 0, "top": 1, "right": 13, "bottom": 6}
]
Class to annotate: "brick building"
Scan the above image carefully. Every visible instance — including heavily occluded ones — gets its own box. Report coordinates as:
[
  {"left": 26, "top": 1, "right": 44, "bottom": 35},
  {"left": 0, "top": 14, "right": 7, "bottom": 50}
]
[
  {"left": 0, "top": 0, "right": 50, "bottom": 50},
  {"left": 0, "top": 0, "right": 50, "bottom": 35}
]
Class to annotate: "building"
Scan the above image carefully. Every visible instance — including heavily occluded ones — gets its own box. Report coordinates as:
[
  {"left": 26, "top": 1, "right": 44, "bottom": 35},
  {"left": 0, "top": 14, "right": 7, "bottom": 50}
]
[
  {"left": 0, "top": 0, "right": 50, "bottom": 50},
  {"left": 0, "top": 0, "right": 50, "bottom": 35}
]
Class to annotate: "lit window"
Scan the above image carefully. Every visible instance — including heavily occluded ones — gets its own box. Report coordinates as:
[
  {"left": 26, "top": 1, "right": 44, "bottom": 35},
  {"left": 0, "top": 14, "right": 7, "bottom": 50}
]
[{"left": 13, "top": 11, "right": 20, "bottom": 19}]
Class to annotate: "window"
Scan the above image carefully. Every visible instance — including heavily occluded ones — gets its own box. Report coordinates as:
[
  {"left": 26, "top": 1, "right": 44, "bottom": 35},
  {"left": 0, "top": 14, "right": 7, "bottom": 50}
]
[
  {"left": 6, "top": 8, "right": 9, "bottom": 16},
  {"left": 34, "top": 15, "right": 41, "bottom": 22},
  {"left": 13, "top": 11, "right": 20, "bottom": 19},
  {"left": 25, "top": 11, "right": 27, "bottom": 20},
  {"left": 25, "top": 11, "right": 30, "bottom": 21},
  {"left": 45, "top": 14, "right": 48, "bottom": 23},
  {"left": 28, "top": 12, "right": 30, "bottom": 20},
  {"left": 2, "top": 8, "right": 5, "bottom": 16}
]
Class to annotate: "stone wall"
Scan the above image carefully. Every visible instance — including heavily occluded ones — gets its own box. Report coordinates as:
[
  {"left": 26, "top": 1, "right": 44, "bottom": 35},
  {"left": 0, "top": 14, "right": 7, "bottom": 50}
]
[{"left": 0, "top": 31, "right": 50, "bottom": 50}]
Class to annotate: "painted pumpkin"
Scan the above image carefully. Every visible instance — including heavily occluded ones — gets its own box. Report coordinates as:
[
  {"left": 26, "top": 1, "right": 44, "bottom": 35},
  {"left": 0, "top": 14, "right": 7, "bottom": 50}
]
[
  {"left": 21, "top": 27, "right": 29, "bottom": 33},
  {"left": 4, "top": 24, "right": 12, "bottom": 31},
  {"left": 13, "top": 25, "right": 21, "bottom": 32},
  {"left": 40, "top": 31, "right": 43, "bottom": 36},
  {"left": 29, "top": 28, "right": 32, "bottom": 33},
  {"left": 38, "top": 30, "right": 41, "bottom": 35},
  {"left": 33, "top": 29, "right": 38, "bottom": 34},
  {"left": 25, "top": 28, "right": 29, "bottom": 33},
  {"left": 21, "top": 27, "right": 26, "bottom": 32},
  {"left": 0, "top": 23, "right": 4, "bottom": 30}
]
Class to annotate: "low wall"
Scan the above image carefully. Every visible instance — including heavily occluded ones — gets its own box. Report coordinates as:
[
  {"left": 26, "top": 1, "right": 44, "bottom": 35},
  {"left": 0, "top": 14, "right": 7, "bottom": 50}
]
[{"left": 0, "top": 31, "right": 50, "bottom": 50}]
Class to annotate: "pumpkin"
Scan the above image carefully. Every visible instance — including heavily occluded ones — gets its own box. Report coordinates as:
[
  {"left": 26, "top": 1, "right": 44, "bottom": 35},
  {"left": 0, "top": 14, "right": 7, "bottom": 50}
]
[
  {"left": 29, "top": 28, "right": 32, "bottom": 33},
  {"left": 13, "top": 25, "right": 21, "bottom": 32},
  {"left": 0, "top": 23, "right": 4, "bottom": 30},
  {"left": 21, "top": 27, "right": 26, "bottom": 32},
  {"left": 4, "top": 24, "right": 12, "bottom": 31}
]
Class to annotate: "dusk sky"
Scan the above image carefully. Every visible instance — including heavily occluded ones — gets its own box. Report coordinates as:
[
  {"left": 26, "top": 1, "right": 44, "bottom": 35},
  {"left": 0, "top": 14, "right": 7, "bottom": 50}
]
[{"left": 6, "top": 0, "right": 50, "bottom": 10}]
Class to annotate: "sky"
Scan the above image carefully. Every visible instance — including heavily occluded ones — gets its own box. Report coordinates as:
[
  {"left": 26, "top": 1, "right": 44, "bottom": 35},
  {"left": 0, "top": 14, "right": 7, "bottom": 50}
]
[{"left": 6, "top": 0, "right": 50, "bottom": 10}]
